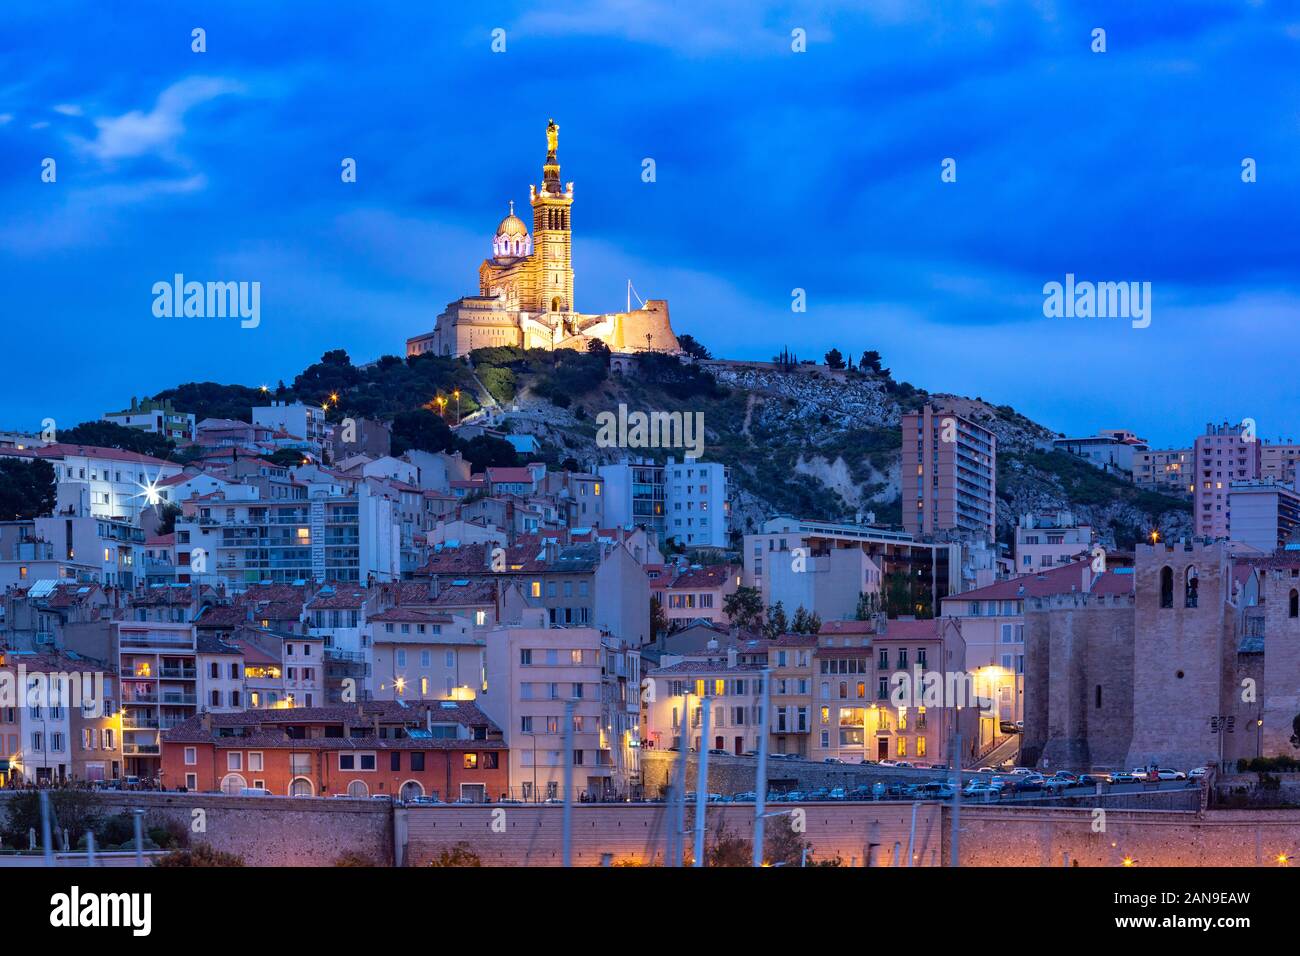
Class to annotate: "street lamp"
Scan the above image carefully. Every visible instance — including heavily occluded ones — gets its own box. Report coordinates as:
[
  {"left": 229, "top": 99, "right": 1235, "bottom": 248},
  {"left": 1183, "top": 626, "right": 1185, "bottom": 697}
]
[{"left": 452, "top": 389, "right": 461, "bottom": 425}]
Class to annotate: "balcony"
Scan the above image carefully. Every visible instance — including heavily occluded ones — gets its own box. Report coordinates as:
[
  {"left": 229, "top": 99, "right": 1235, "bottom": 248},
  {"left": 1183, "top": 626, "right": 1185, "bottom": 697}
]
[
  {"left": 122, "top": 743, "right": 161, "bottom": 755},
  {"left": 158, "top": 667, "right": 197, "bottom": 680},
  {"left": 160, "top": 693, "right": 197, "bottom": 706},
  {"left": 122, "top": 716, "right": 160, "bottom": 730}
]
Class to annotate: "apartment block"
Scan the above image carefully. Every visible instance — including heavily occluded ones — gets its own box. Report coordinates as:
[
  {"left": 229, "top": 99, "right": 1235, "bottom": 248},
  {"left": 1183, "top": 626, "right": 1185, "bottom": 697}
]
[
  {"left": 1133, "top": 448, "right": 1193, "bottom": 494},
  {"left": 664, "top": 457, "right": 729, "bottom": 549},
  {"left": 901, "top": 405, "right": 996, "bottom": 541},
  {"left": 1228, "top": 479, "right": 1300, "bottom": 553},
  {"left": 103, "top": 397, "right": 195, "bottom": 442},
  {"left": 1194, "top": 421, "right": 1262, "bottom": 539},
  {"left": 1014, "top": 510, "right": 1094, "bottom": 572},
  {"left": 479, "top": 611, "right": 641, "bottom": 801}
]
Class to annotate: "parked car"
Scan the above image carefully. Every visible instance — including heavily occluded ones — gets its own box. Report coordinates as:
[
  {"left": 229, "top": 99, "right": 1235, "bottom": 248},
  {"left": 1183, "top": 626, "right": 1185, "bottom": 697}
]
[
  {"left": 860, "top": 758, "right": 879, "bottom": 765},
  {"left": 1111, "top": 772, "right": 1138, "bottom": 785},
  {"left": 999, "top": 720, "right": 1021, "bottom": 734},
  {"left": 1043, "top": 776, "right": 1073, "bottom": 792},
  {"left": 828, "top": 787, "right": 847, "bottom": 800},
  {"left": 239, "top": 787, "right": 271, "bottom": 797},
  {"left": 1153, "top": 769, "right": 1186, "bottom": 781},
  {"left": 1130, "top": 768, "right": 1151, "bottom": 780},
  {"left": 707, "top": 749, "right": 729, "bottom": 756},
  {"left": 786, "top": 790, "right": 806, "bottom": 802},
  {"left": 878, "top": 759, "right": 898, "bottom": 767},
  {"left": 922, "top": 782, "right": 956, "bottom": 799},
  {"left": 824, "top": 757, "right": 845, "bottom": 764},
  {"left": 1079, "top": 773, "right": 1112, "bottom": 785},
  {"left": 1188, "top": 767, "right": 1210, "bottom": 779},
  {"left": 895, "top": 761, "right": 915, "bottom": 769},
  {"left": 733, "top": 791, "right": 756, "bottom": 802},
  {"left": 1009, "top": 767, "right": 1034, "bottom": 776},
  {"left": 1014, "top": 775, "right": 1045, "bottom": 792},
  {"left": 809, "top": 787, "right": 831, "bottom": 801},
  {"left": 977, "top": 767, "right": 997, "bottom": 774}
]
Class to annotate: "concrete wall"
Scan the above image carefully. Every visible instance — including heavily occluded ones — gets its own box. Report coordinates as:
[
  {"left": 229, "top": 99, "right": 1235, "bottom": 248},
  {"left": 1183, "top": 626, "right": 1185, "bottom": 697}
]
[
  {"left": 951, "top": 806, "right": 1300, "bottom": 867},
  {"left": 403, "top": 802, "right": 942, "bottom": 867},
  {"left": 0, "top": 792, "right": 394, "bottom": 867}
]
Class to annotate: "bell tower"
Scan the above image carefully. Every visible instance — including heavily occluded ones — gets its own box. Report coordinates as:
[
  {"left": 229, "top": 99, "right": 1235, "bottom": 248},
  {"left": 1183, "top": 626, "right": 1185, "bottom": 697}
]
[{"left": 529, "top": 118, "right": 574, "bottom": 316}]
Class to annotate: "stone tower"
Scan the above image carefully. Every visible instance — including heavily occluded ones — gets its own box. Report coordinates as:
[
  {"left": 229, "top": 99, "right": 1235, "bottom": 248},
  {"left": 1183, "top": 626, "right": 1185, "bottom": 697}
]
[
  {"left": 528, "top": 118, "right": 575, "bottom": 316},
  {"left": 1126, "top": 542, "right": 1235, "bottom": 771}
]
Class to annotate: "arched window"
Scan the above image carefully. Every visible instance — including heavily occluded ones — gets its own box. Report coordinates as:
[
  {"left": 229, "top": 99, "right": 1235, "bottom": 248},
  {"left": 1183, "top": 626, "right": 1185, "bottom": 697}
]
[
  {"left": 551, "top": 296, "right": 562, "bottom": 312},
  {"left": 220, "top": 773, "right": 247, "bottom": 795},
  {"left": 399, "top": 780, "right": 423, "bottom": 802},
  {"left": 1185, "top": 567, "right": 1199, "bottom": 608},
  {"left": 289, "top": 777, "right": 313, "bottom": 798},
  {"left": 347, "top": 780, "right": 369, "bottom": 798},
  {"left": 1159, "top": 566, "right": 1174, "bottom": 608},
  {"left": 1289, "top": 589, "right": 1298, "bottom": 618}
]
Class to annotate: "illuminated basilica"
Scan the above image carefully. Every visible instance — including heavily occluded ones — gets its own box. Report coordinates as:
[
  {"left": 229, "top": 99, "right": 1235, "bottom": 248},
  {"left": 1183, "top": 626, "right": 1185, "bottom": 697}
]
[{"left": 406, "top": 120, "right": 680, "bottom": 359}]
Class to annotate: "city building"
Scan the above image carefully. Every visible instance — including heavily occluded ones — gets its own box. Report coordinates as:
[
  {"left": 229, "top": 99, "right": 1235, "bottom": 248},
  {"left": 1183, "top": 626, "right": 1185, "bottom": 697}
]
[
  {"left": 657, "top": 564, "right": 740, "bottom": 627},
  {"left": 1053, "top": 429, "right": 1149, "bottom": 477},
  {"left": 102, "top": 397, "right": 195, "bottom": 443},
  {"left": 901, "top": 405, "right": 997, "bottom": 542},
  {"left": 252, "top": 401, "right": 330, "bottom": 454},
  {"left": 812, "top": 618, "right": 976, "bottom": 765},
  {"left": 664, "top": 457, "right": 730, "bottom": 549},
  {"left": 1194, "top": 421, "right": 1262, "bottom": 539},
  {"left": 1014, "top": 510, "right": 1095, "bottom": 572},
  {"left": 1228, "top": 479, "right": 1300, "bottom": 553},
  {"left": 369, "top": 607, "right": 484, "bottom": 702},
  {"left": 766, "top": 546, "right": 880, "bottom": 623},
  {"left": 744, "top": 515, "right": 961, "bottom": 618},
  {"left": 406, "top": 121, "right": 679, "bottom": 359},
  {"left": 479, "top": 610, "right": 641, "bottom": 801},
  {"left": 597, "top": 458, "right": 665, "bottom": 540},
  {"left": 1133, "top": 447, "right": 1193, "bottom": 494},
  {"left": 160, "top": 700, "right": 507, "bottom": 801},
  {"left": 0, "top": 444, "right": 181, "bottom": 524},
  {"left": 61, "top": 619, "right": 198, "bottom": 781}
]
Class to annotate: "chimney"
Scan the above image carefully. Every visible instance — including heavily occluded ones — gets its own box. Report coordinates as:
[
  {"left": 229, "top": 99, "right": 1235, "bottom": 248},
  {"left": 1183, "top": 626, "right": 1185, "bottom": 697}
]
[
  {"left": 727, "top": 646, "right": 738, "bottom": 669},
  {"left": 200, "top": 712, "right": 212, "bottom": 733},
  {"left": 430, "top": 575, "right": 440, "bottom": 600}
]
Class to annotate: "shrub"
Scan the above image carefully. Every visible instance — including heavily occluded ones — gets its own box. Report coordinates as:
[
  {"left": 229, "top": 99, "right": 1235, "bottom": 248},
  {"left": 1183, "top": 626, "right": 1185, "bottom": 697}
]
[
  {"left": 154, "top": 844, "right": 245, "bottom": 867},
  {"left": 428, "top": 842, "right": 482, "bottom": 867}
]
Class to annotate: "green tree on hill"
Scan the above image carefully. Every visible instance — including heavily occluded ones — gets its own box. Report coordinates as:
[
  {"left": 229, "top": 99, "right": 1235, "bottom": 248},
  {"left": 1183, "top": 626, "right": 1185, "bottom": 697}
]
[
  {"left": 0, "top": 458, "right": 56, "bottom": 521},
  {"left": 56, "top": 420, "right": 174, "bottom": 459}
]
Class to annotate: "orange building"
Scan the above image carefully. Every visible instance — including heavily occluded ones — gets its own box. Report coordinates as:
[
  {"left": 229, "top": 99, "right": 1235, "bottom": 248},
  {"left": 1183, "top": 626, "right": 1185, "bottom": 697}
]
[{"left": 161, "top": 700, "right": 508, "bottom": 802}]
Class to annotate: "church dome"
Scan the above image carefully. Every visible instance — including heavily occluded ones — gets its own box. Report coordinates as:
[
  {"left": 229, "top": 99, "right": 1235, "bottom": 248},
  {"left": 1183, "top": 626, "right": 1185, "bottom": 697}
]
[
  {"left": 492, "top": 201, "right": 532, "bottom": 260},
  {"left": 497, "top": 211, "right": 528, "bottom": 238}
]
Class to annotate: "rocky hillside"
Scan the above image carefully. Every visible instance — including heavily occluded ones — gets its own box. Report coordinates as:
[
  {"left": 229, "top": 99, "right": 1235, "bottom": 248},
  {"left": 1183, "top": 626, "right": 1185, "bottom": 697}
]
[{"left": 470, "top": 349, "right": 1192, "bottom": 550}]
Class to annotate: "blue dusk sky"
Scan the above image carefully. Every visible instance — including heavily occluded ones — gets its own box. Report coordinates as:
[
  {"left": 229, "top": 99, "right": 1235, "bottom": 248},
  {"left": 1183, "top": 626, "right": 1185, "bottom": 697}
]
[{"left": 3, "top": 1, "right": 1299, "bottom": 447}]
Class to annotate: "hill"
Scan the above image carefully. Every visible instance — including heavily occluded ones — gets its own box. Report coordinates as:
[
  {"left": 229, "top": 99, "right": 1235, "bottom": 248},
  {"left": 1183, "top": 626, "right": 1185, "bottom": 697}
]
[{"left": 138, "top": 344, "right": 1190, "bottom": 551}]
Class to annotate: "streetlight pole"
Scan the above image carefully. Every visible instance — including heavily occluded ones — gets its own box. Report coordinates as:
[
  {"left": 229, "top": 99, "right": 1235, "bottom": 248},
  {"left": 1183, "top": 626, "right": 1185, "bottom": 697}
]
[
  {"left": 693, "top": 698, "right": 711, "bottom": 867},
  {"left": 752, "top": 667, "right": 771, "bottom": 868}
]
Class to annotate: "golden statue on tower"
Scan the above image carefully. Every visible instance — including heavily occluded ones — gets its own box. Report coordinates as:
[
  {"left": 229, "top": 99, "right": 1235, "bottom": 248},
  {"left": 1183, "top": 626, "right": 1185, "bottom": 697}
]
[{"left": 546, "top": 118, "right": 559, "bottom": 155}]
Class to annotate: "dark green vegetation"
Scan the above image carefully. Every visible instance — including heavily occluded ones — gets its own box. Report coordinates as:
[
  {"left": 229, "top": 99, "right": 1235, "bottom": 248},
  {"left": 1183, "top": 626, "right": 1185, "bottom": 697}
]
[
  {"left": 0, "top": 457, "right": 56, "bottom": 521},
  {"left": 57, "top": 420, "right": 175, "bottom": 458},
  {"left": 998, "top": 449, "right": 1191, "bottom": 548}
]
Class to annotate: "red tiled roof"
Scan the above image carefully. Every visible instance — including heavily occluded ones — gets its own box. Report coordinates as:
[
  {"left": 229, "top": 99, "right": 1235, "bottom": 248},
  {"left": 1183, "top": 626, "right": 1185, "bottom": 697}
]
[
  {"left": 369, "top": 607, "right": 456, "bottom": 624},
  {"left": 819, "top": 620, "right": 875, "bottom": 636},
  {"left": 6, "top": 443, "right": 175, "bottom": 466},
  {"left": 668, "top": 564, "right": 738, "bottom": 590},
  {"left": 946, "top": 561, "right": 1090, "bottom": 602}
]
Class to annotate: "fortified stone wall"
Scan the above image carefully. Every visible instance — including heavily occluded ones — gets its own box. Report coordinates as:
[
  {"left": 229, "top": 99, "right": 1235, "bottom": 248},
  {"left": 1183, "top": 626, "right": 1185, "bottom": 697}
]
[
  {"left": 0, "top": 792, "right": 394, "bottom": 866},
  {"left": 1023, "top": 593, "right": 1134, "bottom": 770},
  {"left": 1128, "top": 543, "right": 1233, "bottom": 770}
]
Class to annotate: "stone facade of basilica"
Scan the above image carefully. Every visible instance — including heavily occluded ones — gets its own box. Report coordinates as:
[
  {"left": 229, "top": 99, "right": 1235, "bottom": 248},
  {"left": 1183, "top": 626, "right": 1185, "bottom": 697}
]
[{"left": 407, "top": 120, "right": 680, "bottom": 360}]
